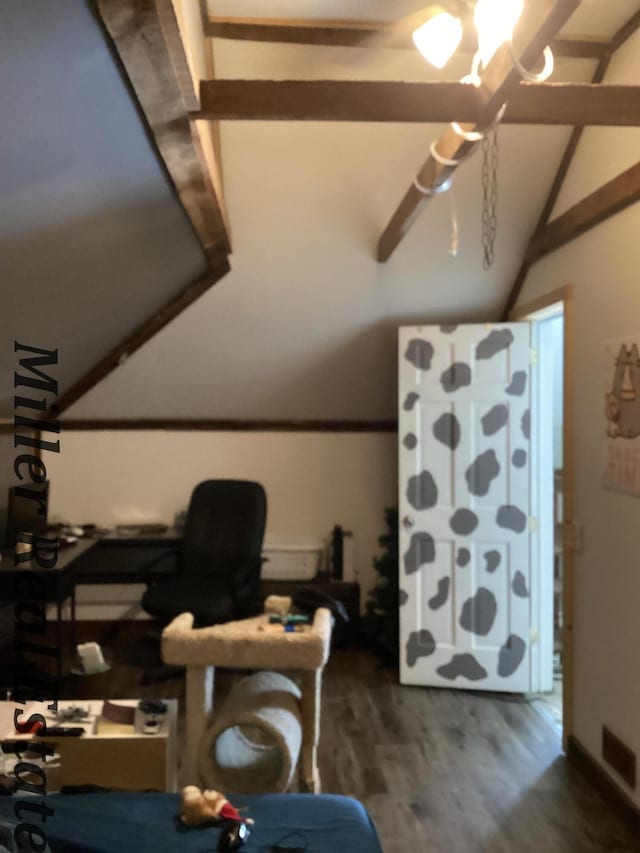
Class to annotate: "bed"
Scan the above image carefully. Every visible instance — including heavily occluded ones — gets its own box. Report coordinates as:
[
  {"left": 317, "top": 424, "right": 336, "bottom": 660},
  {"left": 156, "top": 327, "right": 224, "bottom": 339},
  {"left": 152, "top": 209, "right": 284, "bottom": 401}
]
[{"left": 0, "top": 792, "right": 383, "bottom": 853}]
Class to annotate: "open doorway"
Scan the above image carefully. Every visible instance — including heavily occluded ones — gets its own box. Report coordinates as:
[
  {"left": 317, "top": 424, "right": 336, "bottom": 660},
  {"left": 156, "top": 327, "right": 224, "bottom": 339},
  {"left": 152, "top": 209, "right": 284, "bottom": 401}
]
[
  {"left": 511, "top": 286, "right": 574, "bottom": 747},
  {"left": 532, "top": 304, "right": 564, "bottom": 733}
]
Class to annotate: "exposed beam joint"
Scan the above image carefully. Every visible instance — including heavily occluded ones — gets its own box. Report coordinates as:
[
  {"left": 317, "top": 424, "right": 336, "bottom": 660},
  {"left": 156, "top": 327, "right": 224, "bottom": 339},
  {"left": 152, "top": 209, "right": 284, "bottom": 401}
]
[
  {"left": 376, "top": 0, "right": 581, "bottom": 263},
  {"left": 54, "top": 264, "right": 229, "bottom": 415},
  {"left": 57, "top": 1, "right": 233, "bottom": 419},
  {"left": 169, "top": 0, "right": 232, "bottom": 246},
  {"left": 527, "top": 160, "right": 640, "bottom": 262},
  {"left": 94, "top": 0, "right": 230, "bottom": 263},
  {"left": 609, "top": 8, "right": 640, "bottom": 53},
  {"left": 205, "top": 16, "right": 607, "bottom": 59},
  {"left": 195, "top": 80, "right": 640, "bottom": 127},
  {"left": 500, "top": 51, "right": 611, "bottom": 318},
  {"left": 501, "top": 5, "right": 640, "bottom": 319}
]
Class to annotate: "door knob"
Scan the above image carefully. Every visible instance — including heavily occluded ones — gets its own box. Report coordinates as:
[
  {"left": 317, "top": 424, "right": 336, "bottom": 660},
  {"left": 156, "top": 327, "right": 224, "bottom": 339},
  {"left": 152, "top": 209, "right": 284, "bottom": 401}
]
[{"left": 402, "top": 516, "right": 415, "bottom": 529}]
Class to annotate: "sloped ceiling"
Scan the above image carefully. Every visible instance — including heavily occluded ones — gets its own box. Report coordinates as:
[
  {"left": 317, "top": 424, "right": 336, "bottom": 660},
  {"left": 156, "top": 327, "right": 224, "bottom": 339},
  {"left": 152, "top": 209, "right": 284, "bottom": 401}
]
[
  {"left": 0, "top": 0, "right": 207, "bottom": 420},
  {"left": 5, "top": 1, "right": 638, "bottom": 422}
]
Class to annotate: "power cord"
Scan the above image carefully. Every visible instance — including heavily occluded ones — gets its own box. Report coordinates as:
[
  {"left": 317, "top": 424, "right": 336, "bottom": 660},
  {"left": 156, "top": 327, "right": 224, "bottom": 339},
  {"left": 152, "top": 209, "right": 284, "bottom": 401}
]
[{"left": 267, "top": 829, "right": 309, "bottom": 851}]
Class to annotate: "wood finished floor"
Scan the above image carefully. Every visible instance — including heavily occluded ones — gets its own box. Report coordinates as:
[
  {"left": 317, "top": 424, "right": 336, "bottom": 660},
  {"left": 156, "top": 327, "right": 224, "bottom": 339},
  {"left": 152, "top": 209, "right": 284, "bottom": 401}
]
[{"left": 103, "top": 633, "right": 638, "bottom": 853}]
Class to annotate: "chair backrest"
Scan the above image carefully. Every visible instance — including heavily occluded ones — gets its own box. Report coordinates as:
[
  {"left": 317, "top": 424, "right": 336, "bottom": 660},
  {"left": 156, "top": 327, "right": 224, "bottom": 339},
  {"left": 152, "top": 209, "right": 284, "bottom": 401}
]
[{"left": 179, "top": 480, "right": 267, "bottom": 576}]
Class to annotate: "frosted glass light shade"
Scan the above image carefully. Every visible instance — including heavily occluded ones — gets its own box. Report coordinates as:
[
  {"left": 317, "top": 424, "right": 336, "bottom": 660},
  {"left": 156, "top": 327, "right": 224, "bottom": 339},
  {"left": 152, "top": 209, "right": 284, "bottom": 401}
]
[
  {"left": 412, "top": 11, "right": 463, "bottom": 69},
  {"left": 474, "top": 0, "right": 524, "bottom": 66}
]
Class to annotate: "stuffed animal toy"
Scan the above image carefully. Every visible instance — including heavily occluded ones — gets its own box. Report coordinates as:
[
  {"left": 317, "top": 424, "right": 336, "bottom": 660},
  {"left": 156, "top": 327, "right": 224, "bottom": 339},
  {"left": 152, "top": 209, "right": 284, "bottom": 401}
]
[{"left": 180, "top": 785, "right": 254, "bottom": 827}]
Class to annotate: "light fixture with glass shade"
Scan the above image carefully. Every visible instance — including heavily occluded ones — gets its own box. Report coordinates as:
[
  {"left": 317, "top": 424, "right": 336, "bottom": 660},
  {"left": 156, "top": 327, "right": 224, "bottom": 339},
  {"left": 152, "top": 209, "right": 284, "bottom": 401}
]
[
  {"left": 411, "top": 7, "right": 464, "bottom": 69},
  {"left": 474, "top": 0, "right": 524, "bottom": 67},
  {"left": 409, "top": 0, "right": 527, "bottom": 71},
  {"left": 406, "top": 0, "right": 554, "bottom": 268}
]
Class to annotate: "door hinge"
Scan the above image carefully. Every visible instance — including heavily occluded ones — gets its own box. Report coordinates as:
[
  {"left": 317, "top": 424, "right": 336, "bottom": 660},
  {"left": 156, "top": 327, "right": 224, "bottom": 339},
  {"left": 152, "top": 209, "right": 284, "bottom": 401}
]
[
  {"left": 530, "top": 627, "right": 539, "bottom": 643},
  {"left": 530, "top": 348, "right": 538, "bottom": 364},
  {"left": 529, "top": 516, "right": 538, "bottom": 532},
  {"left": 566, "top": 520, "right": 583, "bottom": 553}
]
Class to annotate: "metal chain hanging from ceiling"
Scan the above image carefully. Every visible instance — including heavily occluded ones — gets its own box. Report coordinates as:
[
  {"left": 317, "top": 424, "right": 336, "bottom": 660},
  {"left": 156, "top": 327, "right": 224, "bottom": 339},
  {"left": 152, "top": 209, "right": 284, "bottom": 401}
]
[{"left": 481, "top": 126, "right": 499, "bottom": 270}]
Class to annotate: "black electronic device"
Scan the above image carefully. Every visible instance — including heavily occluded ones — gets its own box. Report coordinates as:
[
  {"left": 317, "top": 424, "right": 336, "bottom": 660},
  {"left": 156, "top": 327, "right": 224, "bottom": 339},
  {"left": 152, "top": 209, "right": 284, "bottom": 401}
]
[
  {"left": 292, "top": 587, "right": 349, "bottom": 624},
  {"left": 268, "top": 847, "right": 306, "bottom": 852},
  {"left": 41, "top": 727, "right": 84, "bottom": 737},
  {"left": 138, "top": 699, "right": 167, "bottom": 715},
  {"left": 217, "top": 821, "right": 250, "bottom": 851}
]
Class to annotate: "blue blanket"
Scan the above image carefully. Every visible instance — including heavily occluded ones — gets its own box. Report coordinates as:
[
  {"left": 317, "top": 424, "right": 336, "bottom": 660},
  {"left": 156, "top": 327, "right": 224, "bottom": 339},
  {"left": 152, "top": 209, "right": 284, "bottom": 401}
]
[{"left": 1, "top": 792, "right": 382, "bottom": 853}]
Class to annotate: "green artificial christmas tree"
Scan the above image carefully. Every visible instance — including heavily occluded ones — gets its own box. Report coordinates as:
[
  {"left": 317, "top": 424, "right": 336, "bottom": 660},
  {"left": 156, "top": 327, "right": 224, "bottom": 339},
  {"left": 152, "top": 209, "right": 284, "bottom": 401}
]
[{"left": 362, "top": 507, "right": 399, "bottom": 666}]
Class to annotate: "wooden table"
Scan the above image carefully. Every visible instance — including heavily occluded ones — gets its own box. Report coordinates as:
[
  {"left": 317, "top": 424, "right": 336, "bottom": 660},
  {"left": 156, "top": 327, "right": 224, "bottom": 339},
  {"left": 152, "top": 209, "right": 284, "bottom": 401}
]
[{"left": 0, "top": 698, "right": 177, "bottom": 792}]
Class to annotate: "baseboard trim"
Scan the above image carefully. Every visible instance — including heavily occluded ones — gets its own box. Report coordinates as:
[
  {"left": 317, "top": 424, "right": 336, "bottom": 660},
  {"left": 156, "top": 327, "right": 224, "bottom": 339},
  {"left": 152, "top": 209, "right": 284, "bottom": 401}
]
[{"left": 567, "top": 734, "right": 640, "bottom": 831}]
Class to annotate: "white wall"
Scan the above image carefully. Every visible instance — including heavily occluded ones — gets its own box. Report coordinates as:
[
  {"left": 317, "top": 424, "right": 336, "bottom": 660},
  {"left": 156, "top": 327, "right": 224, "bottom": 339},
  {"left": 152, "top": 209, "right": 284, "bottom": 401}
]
[
  {"left": 0, "top": 1, "right": 207, "bottom": 419},
  {"left": 64, "top": 28, "right": 589, "bottom": 422},
  {"left": 46, "top": 430, "right": 398, "bottom": 613},
  {"left": 515, "top": 30, "right": 640, "bottom": 810}
]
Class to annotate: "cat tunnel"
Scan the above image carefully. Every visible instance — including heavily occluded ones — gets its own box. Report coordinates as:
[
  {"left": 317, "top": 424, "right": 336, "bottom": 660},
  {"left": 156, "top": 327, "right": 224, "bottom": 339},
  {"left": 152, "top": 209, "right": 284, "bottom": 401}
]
[
  {"left": 161, "top": 603, "right": 333, "bottom": 793},
  {"left": 198, "top": 671, "right": 302, "bottom": 794}
]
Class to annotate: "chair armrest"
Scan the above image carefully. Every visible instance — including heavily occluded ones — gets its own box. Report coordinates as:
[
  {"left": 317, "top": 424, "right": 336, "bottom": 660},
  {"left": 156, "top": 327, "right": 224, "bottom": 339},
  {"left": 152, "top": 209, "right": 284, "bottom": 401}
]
[
  {"left": 202, "top": 558, "right": 262, "bottom": 611},
  {"left": 141, "top": 548, "right": 179, "bottom": 585},
  {"left": 229, "top": 557, "right": 262, "bottom": 584}
]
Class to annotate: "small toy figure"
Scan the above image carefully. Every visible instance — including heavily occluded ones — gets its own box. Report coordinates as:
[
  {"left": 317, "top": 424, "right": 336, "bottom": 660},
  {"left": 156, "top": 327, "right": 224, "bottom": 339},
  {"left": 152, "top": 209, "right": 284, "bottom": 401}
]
[{"left": 180, "top": 785, "right": 254, "bottom": 827}]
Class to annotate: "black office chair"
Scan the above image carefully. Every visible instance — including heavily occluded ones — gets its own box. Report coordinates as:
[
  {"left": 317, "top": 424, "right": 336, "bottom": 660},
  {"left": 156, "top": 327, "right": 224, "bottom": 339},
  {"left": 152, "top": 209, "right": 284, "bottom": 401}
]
[{"left": 141, "top": 480, "right": 267, "bottom": 629}]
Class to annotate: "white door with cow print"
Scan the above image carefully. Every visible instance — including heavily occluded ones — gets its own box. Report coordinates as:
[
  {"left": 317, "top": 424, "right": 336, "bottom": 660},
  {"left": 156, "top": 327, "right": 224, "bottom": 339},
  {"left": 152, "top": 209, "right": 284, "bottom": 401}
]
[{"left": 399, "top": 324, "right": 534, "bottom": 692}]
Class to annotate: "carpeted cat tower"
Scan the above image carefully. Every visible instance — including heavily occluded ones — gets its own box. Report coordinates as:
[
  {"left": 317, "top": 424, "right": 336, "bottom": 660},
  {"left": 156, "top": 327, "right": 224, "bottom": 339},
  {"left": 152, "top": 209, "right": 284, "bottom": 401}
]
[{"left": 162, "top": 603, "right": 332, "bottom": 794}]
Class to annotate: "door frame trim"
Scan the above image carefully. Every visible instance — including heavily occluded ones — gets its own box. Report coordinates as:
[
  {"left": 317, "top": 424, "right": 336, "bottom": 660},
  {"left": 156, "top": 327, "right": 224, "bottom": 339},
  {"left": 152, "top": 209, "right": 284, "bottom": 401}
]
[{"left": 510, "top": 283, "right": 574, "bottom": 750}]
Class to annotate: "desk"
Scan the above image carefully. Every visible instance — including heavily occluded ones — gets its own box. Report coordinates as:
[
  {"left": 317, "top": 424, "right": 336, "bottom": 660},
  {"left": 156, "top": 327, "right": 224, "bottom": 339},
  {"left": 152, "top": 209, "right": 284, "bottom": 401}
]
[
  {"left": 0, "top": 532, "right": 178, "bottom": 624},
  {"left": 71, "top": 532, "right": 358, "bottom": 643},
  {"left": 0, "top": 529, "right": 176, "bottom": 633},
  {"left": 0, "top": 537, "right": 96, "bottom": 592},
  {"left": 0, "top": 538, "right": 96, "bottom": 683},
  {"left": 3, "top": 532, "right": 358, "bottom": 648},
  {"left": 0, "top": 537, "right": 97, "bottom": 616},
  {"left": 70, "top": 529, "right": 180, "bottom": 585}
]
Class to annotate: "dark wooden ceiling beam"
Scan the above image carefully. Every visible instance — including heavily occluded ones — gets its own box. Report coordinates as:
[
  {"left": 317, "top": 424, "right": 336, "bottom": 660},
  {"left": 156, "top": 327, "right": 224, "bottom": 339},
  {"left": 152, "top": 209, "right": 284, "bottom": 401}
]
[
  {"left": 610, "top": 8, "right": 640, "bottom": 52},
  {"left": 503, "top": 82, "right": 640, "bottom": 126},
  {"left": 54, "top": 264, "right": 229, "bottom": 415},
  {"left": 205, "top": 15, "right": 607, "bottom": 59},
  {"left": 58, "top": 418, "right": 398, "bottom": 432},
  {"left": 195, "top": 80, "right": 640, "bottom": 127},
  {"left": 526, "top": 160, "right": 640, "bottom": 262},
  {"left": 501, "top": 7, "right": 640, "bottom": 318},
  {"left": 94, "top": 0, "right": 230, "bottom": 264},
  {"left": 500, "top": 51, "right": 611, "bottom": 319},
  {"left": 376, "top": 0, "right": 581, "bottom": 263},
  {"left": 169, "top": 0, "right": 232, "bottom": 245},
  {"left": 198, "top": 80, "right": 478, "bottom": 122},
  {"left": 55, "top": 1, "right": 233, "bottom": 419}
]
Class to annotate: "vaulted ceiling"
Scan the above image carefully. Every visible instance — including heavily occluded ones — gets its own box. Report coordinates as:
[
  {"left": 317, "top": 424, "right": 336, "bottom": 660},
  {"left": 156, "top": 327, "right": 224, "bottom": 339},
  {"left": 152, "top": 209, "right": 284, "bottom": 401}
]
[{"left": 3, "top": 1, "right": 639, "bottom": 423}]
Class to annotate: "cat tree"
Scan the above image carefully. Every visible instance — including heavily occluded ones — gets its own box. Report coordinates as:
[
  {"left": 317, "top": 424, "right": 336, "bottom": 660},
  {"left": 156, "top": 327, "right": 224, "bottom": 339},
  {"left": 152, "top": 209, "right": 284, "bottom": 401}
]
[{"left": 161, "top": 604, "right": 333, "bottom": 793}]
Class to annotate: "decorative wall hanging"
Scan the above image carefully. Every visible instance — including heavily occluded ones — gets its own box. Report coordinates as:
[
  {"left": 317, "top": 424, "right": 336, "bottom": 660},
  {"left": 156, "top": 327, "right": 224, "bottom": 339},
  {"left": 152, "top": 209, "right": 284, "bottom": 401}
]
[{"left": 603, "top": 338, "right": 640, "bottom": 495}]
